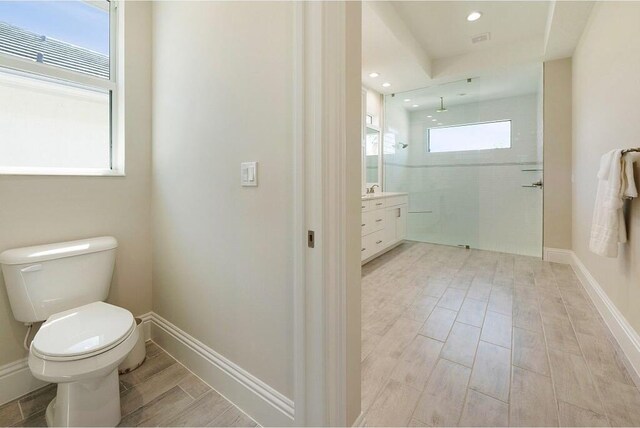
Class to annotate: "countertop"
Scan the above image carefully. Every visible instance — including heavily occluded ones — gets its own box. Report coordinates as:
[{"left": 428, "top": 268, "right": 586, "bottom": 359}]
[{"left": 361, "top": 192, "right": 408, "bottom": 201}]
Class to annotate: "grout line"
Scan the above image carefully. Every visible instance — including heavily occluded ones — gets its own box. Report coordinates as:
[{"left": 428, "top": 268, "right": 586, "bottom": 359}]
[
  {"left": 454, "top": 263, "right": 486, "bottom": 425},
  {"left": 365, "top": 243, "right": 551, "bottom": 427},
  {"left": 536, "top": 269, "right": 567, "bottom": 426},
  {"left": 17, "top": 401, "right": 24, "bottom": 422},
  {"left": 410, "top": 250, "right": 473, "bottom": 426},
  {"left": 556, "top": 276, "right": 613, "bottom": 426},
  {"left": 145, "top": 341, "right": 260, "bottom": 427},
  {"left": 510, "top": 359, "right": 551, "bottom": 378},
  {"left": 468, "top": 384, "right": 511, "bottom": 406},
  {"left": 176, "top": 383, "right": 200, "bottom": 401},
  {"left": 507, "top": 323, "right": 514, "bottom": 427}
]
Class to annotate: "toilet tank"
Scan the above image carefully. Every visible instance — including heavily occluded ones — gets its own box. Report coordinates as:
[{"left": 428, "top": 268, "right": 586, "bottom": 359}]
[{"left": 0, "top": 237, "right": 118, "bottom": 323}]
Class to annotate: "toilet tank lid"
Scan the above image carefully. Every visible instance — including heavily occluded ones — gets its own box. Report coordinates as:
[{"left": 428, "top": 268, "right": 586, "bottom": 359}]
[{"left": 0, "top": 236, "right": 118, "bottom": 265}]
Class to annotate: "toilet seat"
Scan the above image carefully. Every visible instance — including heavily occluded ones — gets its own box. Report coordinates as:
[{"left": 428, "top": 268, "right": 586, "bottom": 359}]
[{"left": 32, "top": 301, "right": 135, "bottom": 362}]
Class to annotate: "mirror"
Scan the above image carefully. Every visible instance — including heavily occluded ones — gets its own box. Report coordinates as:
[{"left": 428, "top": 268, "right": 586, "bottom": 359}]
[
  {"left": 362, "top": 87, "right": 382, "bottom": 192},
  {"left": 365, "top": 125, "right": 380, "bottom": 185}
]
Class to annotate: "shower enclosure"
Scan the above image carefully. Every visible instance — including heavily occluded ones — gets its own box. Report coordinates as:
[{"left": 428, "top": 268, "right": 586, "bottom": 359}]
[{"left": 383, "top": 66, "right": 543, "bottom": 257}]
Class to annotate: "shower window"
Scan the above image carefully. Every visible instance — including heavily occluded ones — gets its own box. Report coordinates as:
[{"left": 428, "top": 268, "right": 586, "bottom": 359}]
[{"left": 427, "top": 120, "right": 512, "bottom": 153}]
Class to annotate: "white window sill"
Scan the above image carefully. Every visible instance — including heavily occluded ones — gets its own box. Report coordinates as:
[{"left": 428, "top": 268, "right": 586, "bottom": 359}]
[{"left": 0, "top": 167, "right": 125, "bottom": 177}]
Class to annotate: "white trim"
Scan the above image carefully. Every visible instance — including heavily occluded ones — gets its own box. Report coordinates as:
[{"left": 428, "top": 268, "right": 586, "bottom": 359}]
[
  {"left": 322, "top": 2, "right": 348, "bottom": 426},
  {"left": 543, "top": 247, "right": 574, "bottom": 264},
  {"left": 0, "top": 167, "right": 125, "bottom": 177},
  {"left": 138, "top": 311, "right": 153, "bottom": 341},
  {"left": 0, "top": 358, "right": 47, "bottom": 406},
  {"left": 300, "top": 2, "right": 352, "bottom": 426},
  {"left": 568, "top": 252, "right": 640, "bottom": 381},
  {"left": 148, "top": 312, "right": 294, "bottom": 427},
  {"left": 292, "top": 2, "right": 307, "bottom": 427},
  {"left": 301, "top": 2, "right": 326, "bottom": 424},
  {"left": 0, "top": 55, "right": 115, "bottom": 93}
]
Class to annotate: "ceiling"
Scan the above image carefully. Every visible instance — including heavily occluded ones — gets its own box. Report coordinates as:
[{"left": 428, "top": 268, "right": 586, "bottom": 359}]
[
  {"left": 362, "top": 1, "right": 594, "bottom": 96},
  {"left": 392, "top": 1, "right": 549, "bottom": 59}
]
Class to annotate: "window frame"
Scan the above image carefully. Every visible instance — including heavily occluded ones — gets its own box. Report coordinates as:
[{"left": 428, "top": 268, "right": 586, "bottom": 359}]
[
  {"left": 0, "top": 0, "right": 124, "bottom": 176},
  {"left": 426, "top": 119, "right": 513, "bottom": 154}
]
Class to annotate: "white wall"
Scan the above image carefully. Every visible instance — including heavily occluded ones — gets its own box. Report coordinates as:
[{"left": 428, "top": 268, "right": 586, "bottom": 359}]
[
  {"left": 386, "top": 94, "right": 543, "bottom": 256},
  {"left": 0, "top": 1, "right": 152, "bottom": 366},
  {"left": 543, "top": 58, "right": 572, "bottom": 250},
  {"left": 572, "top": 3, "right": 640, "bottom": 332},
  {"left": 151, "top": 0, "right": 294, "bottom": 402}
]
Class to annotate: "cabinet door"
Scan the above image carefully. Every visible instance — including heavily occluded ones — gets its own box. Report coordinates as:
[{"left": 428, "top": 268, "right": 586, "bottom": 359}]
[
  {"left": 361, "top": 233, "right": 374, "bottom": 261},
  {"left": 384, "top": 208, "right": 398, "bottom": 246},
  {"left": 395, "top": 205, "right": 407, "bottom": 241}
]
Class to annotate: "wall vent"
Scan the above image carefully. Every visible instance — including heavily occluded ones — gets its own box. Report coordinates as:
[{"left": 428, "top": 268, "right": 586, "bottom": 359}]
[{"left": 471, "top": 32, "right": 491, "bottom": 44}]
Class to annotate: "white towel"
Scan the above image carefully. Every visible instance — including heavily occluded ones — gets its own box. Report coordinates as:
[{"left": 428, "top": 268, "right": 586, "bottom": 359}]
[
  {"left": 589, "top": 149, "right": 638, "bottom": 257},
  {"left": 623, "top": 152, "right": 639, "bottom": 198}
]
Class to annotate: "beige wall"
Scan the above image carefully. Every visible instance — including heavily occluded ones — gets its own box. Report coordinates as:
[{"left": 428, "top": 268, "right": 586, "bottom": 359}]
[
  {"left": 346, "top": 2, "right": 362, "bottom": 425},
  {"left": 572, "top": 3, "right": 640, "bottom": 331},
  {"left": 0, "top": 1, "right": 152, "bottom": 366},
  {"left": 151, "top": 1, "right": 294, "bottom": 398},
  {"left": 543, "top": 58, "right": 573, "bottom": 249}
]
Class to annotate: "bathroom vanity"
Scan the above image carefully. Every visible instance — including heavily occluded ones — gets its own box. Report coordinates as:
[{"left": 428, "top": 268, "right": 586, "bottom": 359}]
[{"left": 361, "top": 192, "right": 408, "bottom": 263}]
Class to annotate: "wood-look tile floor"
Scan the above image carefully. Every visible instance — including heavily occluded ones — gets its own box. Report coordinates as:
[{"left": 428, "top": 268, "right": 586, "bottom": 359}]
[
  {"left": 1, "top": 342, "right": 257, "bottom": 428},
  {"left": 361, "top": 242, "right": 640, "bottom": 427}
]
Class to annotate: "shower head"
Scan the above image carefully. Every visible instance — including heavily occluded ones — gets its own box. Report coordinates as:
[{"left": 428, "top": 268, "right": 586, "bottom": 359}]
[
  {"left": 436, "top": 97, "right": 448, "bottom": 113},
  {"left": 398, "top": 142, "right": 409, "bottom": 149}
]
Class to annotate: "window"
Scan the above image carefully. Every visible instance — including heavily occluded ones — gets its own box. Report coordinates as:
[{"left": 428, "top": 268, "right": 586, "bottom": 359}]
[
  {"left": 0, "top": 1, "right": 120, "bottom": 175},
  {"left": 427, "top": 120, "right": 512, "bottom": 153}
]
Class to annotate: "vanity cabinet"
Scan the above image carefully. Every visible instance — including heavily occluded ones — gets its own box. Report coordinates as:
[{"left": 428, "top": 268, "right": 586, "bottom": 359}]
[{"left": 361, "top": 193, "right": 408, "bottom": 263}]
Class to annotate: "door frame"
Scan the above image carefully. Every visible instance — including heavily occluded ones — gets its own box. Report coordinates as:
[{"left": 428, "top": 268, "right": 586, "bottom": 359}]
[{"left": 292, "top": 2, "right": 362, "bottom": 426}]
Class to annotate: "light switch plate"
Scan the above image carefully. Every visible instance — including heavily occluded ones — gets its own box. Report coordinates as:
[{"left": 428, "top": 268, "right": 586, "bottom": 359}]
[{"left": 241, "top": 162, "right": 258, "bottom": 187}]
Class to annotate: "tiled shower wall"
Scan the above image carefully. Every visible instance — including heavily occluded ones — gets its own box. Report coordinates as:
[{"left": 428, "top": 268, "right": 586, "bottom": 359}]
[{"left": 384, "top": 94, "right": 543, "bottom": 257}]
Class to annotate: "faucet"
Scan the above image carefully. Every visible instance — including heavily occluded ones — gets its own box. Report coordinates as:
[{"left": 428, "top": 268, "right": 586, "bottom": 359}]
[{"left": 367, "top": 184, "right": 380, "bottom": 194}]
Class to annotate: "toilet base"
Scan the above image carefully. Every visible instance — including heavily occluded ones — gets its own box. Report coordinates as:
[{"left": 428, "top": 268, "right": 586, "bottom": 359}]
[{"left": 46, "top": 368, "right": 122, "bottom": 427}]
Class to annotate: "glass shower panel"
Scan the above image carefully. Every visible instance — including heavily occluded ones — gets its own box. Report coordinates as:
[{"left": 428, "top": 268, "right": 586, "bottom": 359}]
[{"left": 383, "top": 66, "right": 543, "bottom": 257}]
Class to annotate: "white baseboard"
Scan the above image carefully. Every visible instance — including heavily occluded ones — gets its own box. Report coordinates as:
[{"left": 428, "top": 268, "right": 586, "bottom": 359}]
[
  {"left": 544, "top": 247, "right": 640, "bottom": 381},
  {"left": 148, "top": 312, "right": 294, "bottom": 427},
  {"left": 0, "top": 358, "right": 47, "bottom": 406},
  {"left": 543, "top": 247, "right": 574, "bottom": 264},
  {"left": 138, "top": 311, "right": 153, "bottom": 341},
  {"left": 569, "top": 252, "right": 640, "bottom": 381}
]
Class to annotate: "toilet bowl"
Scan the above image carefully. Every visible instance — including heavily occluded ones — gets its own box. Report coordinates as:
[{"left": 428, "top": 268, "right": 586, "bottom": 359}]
[
  {"left": 0, "top": 236, "right": 136, "bottom": 427},
  {"left": 29, "top": 302, "right": 139, "bottom": 427}
]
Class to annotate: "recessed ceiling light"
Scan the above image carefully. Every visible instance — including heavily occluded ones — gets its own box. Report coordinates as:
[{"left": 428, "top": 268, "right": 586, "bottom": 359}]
[
  {"left": 427, "top": 115, "right": 432, "bottom": 118},
  {"left": 431, "top": 119, "right": 437, "bottom": 122},
  {"left": 404, "top": 98, "right": 411, "bottom": 102},
  {"left": 467, "top": 11, "right": 482, "bottom": 22},
  {"left": 438, "top": 123, "right": 443, "bottom": 125},
  {"left": 382, "top": 82, "right": 391, "bottom": 88},
  {"left": 369, "top": 72, "right": 379, "bottom": 78},
  {"left": 412, "top": 104, "right": 419, "bottom": 108}
]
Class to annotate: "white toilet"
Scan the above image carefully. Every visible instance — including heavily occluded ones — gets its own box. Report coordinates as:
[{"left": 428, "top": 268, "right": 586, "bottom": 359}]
[{"left": 0, "top": 237, "right": 138, "bottom": 427}]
